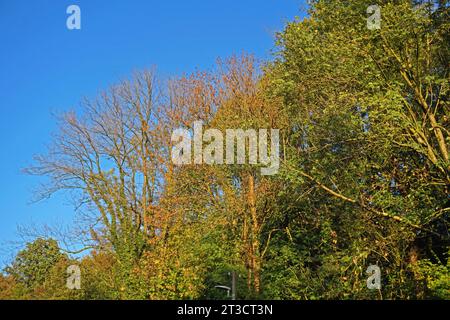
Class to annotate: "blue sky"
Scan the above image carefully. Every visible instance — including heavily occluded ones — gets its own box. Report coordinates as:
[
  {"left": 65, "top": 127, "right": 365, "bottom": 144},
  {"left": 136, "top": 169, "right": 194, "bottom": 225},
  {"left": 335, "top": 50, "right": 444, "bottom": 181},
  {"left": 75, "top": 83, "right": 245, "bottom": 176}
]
[{"left": 0, "top": 0, "right": 306, "bottom": 267}]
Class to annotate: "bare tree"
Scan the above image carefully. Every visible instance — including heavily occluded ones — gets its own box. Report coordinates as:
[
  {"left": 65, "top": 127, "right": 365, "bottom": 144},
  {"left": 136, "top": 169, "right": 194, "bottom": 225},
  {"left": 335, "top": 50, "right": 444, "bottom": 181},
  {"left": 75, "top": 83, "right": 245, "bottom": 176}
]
[{"left": 26, "top": 70, "right": 171, "bottom": 264}]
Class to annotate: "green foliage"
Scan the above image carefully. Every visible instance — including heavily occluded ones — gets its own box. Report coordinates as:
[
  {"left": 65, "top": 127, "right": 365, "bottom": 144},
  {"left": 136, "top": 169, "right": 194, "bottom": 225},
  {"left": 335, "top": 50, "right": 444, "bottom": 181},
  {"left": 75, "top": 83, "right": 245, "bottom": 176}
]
[
  {"left": 260, "top": 0, "right": 449, "bottom": 299},
  {"left": 413, "top": 253, "right": 450, "bottom": 299},
  {"left": 5, "top": 238, "right": 66, "bottom": 292}
]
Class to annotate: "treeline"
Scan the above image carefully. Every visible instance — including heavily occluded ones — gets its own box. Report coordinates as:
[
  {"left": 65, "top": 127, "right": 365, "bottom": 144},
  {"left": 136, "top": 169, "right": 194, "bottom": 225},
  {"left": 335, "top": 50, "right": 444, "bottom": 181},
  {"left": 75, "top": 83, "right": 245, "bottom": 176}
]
[{"left": 1, "top": 0, "right": 449, "bottom": 300}]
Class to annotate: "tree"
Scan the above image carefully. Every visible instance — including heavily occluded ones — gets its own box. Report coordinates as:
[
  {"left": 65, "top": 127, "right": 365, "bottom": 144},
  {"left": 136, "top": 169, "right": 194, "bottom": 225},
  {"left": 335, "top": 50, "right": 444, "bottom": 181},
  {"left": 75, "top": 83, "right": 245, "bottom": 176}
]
[
  {"left": 263, "top": 0, "right": 449, "bottom": 298},
  {"left": 0, "top": 274, "right": 17, "bottom": 299},
  {"left": 26, "top": 71, "right": 175, "bottom": 297},
  {"left": 4, "top": 238, "right": 66, "bottom": 294}
]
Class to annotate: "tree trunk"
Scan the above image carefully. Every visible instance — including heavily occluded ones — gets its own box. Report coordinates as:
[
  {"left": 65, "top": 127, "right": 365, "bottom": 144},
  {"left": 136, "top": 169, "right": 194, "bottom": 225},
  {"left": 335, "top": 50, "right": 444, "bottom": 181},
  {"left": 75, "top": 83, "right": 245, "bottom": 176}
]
[{"left": 247, "top": 174, "right": 261, "bottom": 294}]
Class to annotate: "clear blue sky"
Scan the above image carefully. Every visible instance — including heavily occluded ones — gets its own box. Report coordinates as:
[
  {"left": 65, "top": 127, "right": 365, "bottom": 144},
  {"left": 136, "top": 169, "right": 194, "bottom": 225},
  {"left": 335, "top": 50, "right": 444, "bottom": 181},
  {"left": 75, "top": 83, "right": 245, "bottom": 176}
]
[{"left": 0, "top": 0, "right": 306, "bottom": 267}]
